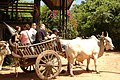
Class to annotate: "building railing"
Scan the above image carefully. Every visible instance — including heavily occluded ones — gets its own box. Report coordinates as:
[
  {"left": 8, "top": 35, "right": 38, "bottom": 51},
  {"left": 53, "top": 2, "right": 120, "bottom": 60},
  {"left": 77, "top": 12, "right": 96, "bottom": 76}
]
[{"left": 0, "top": 2, "right": 34, "bottom": 22}]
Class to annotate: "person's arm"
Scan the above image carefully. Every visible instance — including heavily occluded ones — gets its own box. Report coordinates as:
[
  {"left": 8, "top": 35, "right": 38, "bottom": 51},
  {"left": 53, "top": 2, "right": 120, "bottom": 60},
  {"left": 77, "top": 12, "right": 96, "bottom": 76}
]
[
  {"left": 46, "top": 34, "right": 51, "bottom": 39},
  {"left": 19, "top": 32, "right": 23, "bottom": 42},
  {"left": 50, "top": 34, "right": 56, "bottom": 39},
  {"left": 15, "top": 34, "right": 19, "bottom": 42}
]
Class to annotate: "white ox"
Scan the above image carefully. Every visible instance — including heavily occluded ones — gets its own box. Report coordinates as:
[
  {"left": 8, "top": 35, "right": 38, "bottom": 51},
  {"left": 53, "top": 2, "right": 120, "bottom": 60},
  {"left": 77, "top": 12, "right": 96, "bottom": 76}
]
[
  {"left": 0, "top": 41, "right": 11, "bottom": 70},
  {"left": 65, "top": 33, "right": 114, "bottom": 76}
]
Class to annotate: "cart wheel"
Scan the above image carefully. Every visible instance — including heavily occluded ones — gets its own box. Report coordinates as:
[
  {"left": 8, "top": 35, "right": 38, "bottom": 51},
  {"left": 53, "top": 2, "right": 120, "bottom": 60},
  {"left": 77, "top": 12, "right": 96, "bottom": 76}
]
[
  {"left": 20, "top": 64, "right": 35, "bottom": 72},
  {"left": 35, "top": 50, "right": 62, "bottom": 80}
]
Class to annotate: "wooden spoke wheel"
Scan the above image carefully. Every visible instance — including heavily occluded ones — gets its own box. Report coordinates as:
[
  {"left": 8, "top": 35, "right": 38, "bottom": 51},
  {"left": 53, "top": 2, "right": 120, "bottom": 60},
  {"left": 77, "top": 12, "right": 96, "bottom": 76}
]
[{"left": 35, "top": 50, "right": 62, "bottom": 80}]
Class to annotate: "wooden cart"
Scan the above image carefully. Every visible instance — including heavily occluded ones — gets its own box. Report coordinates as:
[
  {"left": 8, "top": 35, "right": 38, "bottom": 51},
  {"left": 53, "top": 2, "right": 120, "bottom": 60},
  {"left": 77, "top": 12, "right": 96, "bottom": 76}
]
[{"left": 9, "top": 37, "right": 64, "bottom": 80}]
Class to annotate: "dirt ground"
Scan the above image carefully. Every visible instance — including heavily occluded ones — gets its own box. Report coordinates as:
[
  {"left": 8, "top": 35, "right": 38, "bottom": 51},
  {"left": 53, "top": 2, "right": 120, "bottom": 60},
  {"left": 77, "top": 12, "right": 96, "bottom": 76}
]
[{"left": 0, "top": 51, "right": 120, "bottom": 80}]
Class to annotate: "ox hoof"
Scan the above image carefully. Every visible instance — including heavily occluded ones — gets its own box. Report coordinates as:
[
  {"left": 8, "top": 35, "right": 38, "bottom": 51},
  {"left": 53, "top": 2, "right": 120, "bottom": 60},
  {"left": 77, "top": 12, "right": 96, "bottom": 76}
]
[
  {"left": 86, "top": 68, "right": 90, "bottom": 71},
  {"left": 70, "top": 74, "right": 74, "bottom": 77},
  {"left": 96, "top": 71, "right": 100, "bottom": 74},
  {"left": 67, "top": 72, "right": 74, "bottom": 77}
]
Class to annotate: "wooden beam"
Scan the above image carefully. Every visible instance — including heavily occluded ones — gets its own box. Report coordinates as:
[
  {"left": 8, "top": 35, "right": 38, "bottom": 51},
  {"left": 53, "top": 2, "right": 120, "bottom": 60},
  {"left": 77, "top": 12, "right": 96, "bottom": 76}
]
[
  {"left": 33, "top": 0, "right": 40, "bottom": 24},
  {"left": 0, "top": 10, "right": 33, "bottom": 13}
]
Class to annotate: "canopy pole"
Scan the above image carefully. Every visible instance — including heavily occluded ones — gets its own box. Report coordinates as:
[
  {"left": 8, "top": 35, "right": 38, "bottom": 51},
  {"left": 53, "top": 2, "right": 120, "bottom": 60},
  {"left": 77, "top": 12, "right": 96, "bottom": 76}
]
[
  {"left": 60, "top": 0, "right": 62, "bottom": 36},
  {"left": 62, "top": 0, "right": 65, "bottom": 39},
  {"left": 33, "top": 0, "right": 40, "bottom": 26},
  {"left": 65, "top": 0, "right": 68, "bottom": 39}
]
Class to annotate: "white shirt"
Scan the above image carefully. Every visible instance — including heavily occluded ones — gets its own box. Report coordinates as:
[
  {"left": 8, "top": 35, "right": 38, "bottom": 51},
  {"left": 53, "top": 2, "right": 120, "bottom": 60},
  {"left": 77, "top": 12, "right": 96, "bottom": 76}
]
[
  {"left": 50, "top": 34, "right": 57, "bottom": 39},
  {"left": 28, "top": 28, "right": 37, "bottom": 42}
]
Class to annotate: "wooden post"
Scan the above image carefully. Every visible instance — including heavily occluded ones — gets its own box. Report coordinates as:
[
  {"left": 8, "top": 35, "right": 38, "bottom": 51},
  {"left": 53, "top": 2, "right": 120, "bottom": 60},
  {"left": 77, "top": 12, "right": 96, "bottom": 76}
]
[
  {"left": 65, "top": 0, "right": 68, "bottom": 39},
  {"left": 33, "top": 0, "right": 40, "bottom": 26},
  {"left": 11, "top": 1, "right": 14, "bottom": 20},
  {"left": 62, "top": 0, "right": 65, "bottom": 39},
  {"left": 15, "top": 0, "right": 18, "bottom": 21},
  {"left": 60, "top": 0, "right": 62, "bottom": 36}
]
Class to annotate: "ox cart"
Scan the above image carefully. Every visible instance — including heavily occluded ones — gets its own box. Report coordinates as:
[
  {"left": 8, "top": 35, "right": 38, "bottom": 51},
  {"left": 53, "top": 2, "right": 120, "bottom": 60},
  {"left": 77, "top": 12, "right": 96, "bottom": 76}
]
[{"left": 9, "top": 38, "right": 65, "bottom": 80}]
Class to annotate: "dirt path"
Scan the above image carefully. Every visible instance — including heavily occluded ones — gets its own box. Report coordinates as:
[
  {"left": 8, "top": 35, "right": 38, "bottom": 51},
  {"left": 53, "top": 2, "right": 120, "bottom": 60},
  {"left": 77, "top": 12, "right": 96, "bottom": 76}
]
[{"left": 0, "top": 52, "right": 120, "bottom": 80}]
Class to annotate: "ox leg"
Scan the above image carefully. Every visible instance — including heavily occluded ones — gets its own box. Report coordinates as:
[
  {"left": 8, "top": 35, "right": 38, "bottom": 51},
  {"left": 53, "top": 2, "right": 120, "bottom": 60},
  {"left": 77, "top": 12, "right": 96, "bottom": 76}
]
[
  {"left": 86, "top": 58, "right": 90, "bottom": 71},
  {"left": 0, "top": 55, "right": 5, "bottom": 70},
  {"left": 94, "top": 57, "right": 100, "bottom": 74},
  {"left": 67, "top": 57, "right": 74, "bottom": 76},
  {"left": 67, "top": 62, "right": 74, "bottom": 76}
]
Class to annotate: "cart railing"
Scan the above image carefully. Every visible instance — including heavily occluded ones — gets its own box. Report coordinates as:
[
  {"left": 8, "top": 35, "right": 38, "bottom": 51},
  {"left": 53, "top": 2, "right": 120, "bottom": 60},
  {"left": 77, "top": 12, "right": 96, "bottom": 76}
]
[{"left": 10, "top": 37, "right": 62, "bottom": 58}]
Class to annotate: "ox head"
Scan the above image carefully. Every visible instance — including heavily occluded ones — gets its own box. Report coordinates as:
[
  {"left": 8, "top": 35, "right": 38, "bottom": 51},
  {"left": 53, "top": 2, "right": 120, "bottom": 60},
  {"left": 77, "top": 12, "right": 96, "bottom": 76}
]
[
  {"left": 101, "top": 32, "right": 114, "bottom": 50},
  {"left": 104, "top": 37, "right": 114, "bottom": 50},
  {"left": 0, "top": 41, "right": 11, "bottom": 55}
]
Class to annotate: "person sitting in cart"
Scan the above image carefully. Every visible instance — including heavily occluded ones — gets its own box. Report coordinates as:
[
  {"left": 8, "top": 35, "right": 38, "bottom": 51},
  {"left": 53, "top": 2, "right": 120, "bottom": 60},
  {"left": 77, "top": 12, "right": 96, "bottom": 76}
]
[
  {"left": 35, "top": 24, "right": 47, "bottom": 43},
  {"left": 46, "top": 29, "right": 52, "bottom": 40},
  {"left": 19, "top": 24, "right": 31, "bottom": 45},
  {"left": 28, "top": 23, "right": 37, "bottom": 43},
  {"left": 11, "top": 26, "right": 21, "bottom": 44},
  {"left": 50, "top": 28, "right": 59, "bottom": 39}
]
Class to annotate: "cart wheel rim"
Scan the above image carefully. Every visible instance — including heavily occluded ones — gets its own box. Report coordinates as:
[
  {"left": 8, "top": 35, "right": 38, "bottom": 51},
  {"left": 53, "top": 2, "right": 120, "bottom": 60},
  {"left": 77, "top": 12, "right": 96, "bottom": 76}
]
[{"left": 35, "top": 50, "right": 62, "bottom": 80}]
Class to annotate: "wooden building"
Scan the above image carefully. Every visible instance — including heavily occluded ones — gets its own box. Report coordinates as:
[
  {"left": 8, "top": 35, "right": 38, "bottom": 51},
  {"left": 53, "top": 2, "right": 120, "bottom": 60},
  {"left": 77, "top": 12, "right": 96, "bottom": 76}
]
[{"left": 0, "top": 0, "right": 74, "bottom": 40}]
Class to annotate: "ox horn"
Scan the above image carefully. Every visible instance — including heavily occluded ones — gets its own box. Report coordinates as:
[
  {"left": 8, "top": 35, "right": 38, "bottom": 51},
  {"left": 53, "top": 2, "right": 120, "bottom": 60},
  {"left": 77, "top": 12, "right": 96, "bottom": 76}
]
[
  {"left": 101, "top": 32, "right": 104, "bottom": 37},
  {"left": 106, "top": 31, "right": 108, "bottom": 37}
]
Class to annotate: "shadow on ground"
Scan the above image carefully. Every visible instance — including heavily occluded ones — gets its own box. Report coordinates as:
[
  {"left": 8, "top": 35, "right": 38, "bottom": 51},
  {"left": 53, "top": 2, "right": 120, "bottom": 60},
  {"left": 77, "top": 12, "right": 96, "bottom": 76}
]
[
  {"left": 0, "top": 72, "right": 40, "bottom": 80},
  {"left": 0, "top": 68, "right": 120, "bottom": 80}
]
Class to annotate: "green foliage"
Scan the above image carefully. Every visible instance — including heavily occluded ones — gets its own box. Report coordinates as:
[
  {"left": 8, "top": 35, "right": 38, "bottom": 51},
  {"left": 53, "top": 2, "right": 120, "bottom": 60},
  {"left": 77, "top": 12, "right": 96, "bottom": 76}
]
[
  {"left": 67, "top": 21, "right": 78, "bottom": 39},
  {"left": 40, "top": 5, "right": 60, "bottom": 30},
  {"left": 20, "top": 0, "right": 33, "bottom": 3}
]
